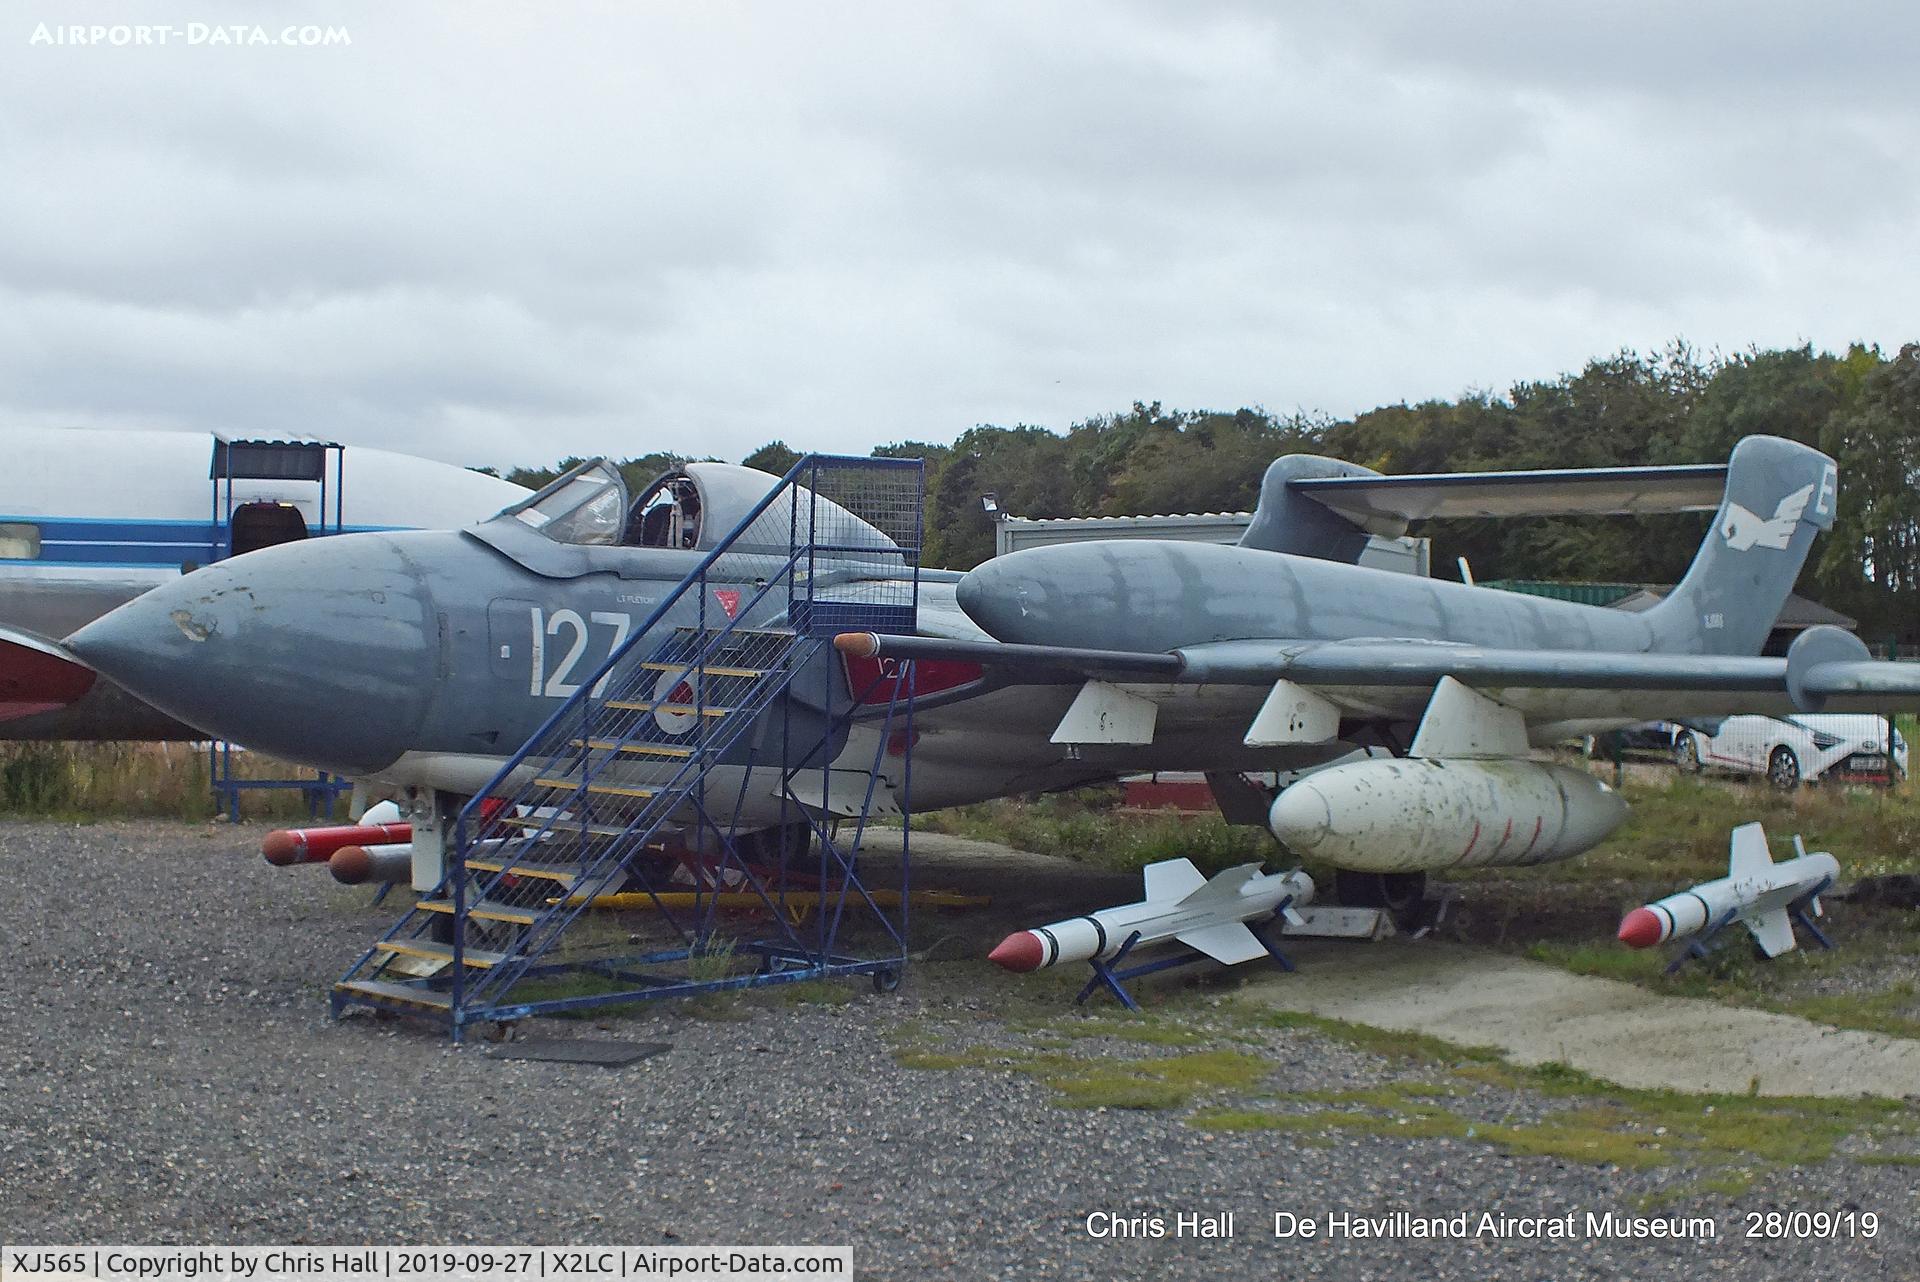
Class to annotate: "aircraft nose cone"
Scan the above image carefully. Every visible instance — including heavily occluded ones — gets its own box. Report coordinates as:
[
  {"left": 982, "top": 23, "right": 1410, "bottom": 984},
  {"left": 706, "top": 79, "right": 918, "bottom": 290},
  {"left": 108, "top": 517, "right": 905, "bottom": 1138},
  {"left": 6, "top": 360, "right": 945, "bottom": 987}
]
[
  {"left": 67, "top": 534, "right": 437, "bottom": 773},
  {"left": 1266, "top": 783, "right": 1332, "bottom": 853}
]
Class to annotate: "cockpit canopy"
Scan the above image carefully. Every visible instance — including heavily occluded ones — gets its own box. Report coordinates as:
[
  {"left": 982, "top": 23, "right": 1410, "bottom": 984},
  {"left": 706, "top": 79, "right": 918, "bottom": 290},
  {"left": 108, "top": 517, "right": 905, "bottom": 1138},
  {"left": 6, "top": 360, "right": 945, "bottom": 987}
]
[
  {"left": 496, "top": 459, "right": 896, "bottom": 558},
  {"left": 507, "top": 461, "right": 627, "bottom": 546}
]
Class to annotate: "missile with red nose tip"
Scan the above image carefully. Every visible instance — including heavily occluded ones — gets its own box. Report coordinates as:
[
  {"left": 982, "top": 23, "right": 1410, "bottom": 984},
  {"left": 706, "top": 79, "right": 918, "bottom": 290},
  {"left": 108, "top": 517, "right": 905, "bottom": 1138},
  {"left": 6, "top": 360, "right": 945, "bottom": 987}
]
[
  {"left": 262, "top": 800, "right": 409, "bottom": 867},
  {"left": 989, "top": 858, "right": 1314, "bottom": 973},
  {"left": 1617, "top": 823, "right": 1839, "bottom": 958},
  {"left": 330, "top": 834, "right": 529, "bottom": 885},
  {"left": 328, "top": 843, "right": 413, "bottom": 885}
]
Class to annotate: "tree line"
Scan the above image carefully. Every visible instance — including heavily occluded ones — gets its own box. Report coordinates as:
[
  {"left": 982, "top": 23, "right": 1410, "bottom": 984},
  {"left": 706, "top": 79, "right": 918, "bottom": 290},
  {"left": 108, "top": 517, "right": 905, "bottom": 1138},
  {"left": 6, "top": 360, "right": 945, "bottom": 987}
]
[{"left": 496, "top": 341, "right": 1920, "bottom": 642}]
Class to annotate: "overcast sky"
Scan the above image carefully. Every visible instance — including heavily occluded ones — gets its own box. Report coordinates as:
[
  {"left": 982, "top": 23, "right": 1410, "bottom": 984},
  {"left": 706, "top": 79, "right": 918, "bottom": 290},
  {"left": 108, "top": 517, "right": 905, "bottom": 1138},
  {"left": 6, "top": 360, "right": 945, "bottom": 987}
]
[{"left": 3, "top": 2, "right": 1915, "bottom": 470}]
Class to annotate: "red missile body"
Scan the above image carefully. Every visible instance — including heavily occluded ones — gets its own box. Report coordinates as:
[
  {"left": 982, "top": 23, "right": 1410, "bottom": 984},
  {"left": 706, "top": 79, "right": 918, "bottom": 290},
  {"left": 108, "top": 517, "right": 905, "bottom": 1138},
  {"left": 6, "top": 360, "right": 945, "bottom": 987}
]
[{"left": 262, "top": 822, "right": 412, "bottom": 866}]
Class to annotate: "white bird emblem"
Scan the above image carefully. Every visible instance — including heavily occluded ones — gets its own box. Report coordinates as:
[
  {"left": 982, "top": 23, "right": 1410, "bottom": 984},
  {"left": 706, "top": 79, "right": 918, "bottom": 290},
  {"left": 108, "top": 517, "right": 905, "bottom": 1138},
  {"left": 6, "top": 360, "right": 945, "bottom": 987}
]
[{"left": 1721, "top": 484, "right": 1813, "bottom": 551}]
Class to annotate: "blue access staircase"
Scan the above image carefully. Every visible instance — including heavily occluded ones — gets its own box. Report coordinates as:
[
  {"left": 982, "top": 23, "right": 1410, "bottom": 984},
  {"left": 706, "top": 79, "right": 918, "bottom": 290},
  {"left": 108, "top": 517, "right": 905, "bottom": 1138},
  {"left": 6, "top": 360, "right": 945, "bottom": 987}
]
[{"left": 330, "top": 454, "right": 924, "bottom": 1039}]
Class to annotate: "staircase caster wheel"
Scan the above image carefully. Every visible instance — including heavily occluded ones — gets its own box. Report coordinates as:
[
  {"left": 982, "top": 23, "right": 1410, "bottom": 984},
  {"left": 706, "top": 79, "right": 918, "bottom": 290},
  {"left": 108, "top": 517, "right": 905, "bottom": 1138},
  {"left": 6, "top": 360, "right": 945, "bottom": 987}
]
[
  {"left": 482, "top": 1020, "right": 519, "bottom": 1043},
  {"left": 871, "top": 967, "right": 902, "bottom": 995}
]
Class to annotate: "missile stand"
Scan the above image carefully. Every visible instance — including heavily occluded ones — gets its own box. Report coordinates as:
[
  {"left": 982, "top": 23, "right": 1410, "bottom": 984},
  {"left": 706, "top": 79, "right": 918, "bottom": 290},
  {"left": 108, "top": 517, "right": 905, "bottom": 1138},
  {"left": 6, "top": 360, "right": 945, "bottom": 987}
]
[{"left": 1076, "top": 901, "right": 1299, "bottom": 1013}]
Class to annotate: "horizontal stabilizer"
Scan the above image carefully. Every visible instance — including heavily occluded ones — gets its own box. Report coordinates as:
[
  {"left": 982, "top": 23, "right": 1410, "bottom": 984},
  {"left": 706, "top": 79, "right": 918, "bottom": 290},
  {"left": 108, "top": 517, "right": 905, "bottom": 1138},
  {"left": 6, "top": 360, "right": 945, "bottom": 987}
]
[
  {"left": 1290, "top": 462, "right": 1728, "bottom": 524},
  {"left": 1744, "top": 907, "right": 1798, "bottom": 958},
  {"left": 1142, "top": 858, "right": 1206, "bottom": 903},
  {"left": 1175, "top": 921, "right": 1266, "bottom": 965}
]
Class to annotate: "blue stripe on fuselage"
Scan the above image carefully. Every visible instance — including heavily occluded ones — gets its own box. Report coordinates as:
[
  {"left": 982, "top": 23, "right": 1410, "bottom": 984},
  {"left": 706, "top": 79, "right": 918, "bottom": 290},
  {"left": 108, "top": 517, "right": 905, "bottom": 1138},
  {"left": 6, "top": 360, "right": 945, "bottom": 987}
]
[{"left": 0, "top": 515, "right": 404, "bottom": 567}]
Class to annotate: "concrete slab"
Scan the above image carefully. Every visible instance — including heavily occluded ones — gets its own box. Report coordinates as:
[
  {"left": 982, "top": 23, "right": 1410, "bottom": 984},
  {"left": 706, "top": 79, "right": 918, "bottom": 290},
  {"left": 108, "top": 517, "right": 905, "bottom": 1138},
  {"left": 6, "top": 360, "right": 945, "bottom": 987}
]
[{"left": 1239, "top": 939, "right": 1920, "bottom": 1100}]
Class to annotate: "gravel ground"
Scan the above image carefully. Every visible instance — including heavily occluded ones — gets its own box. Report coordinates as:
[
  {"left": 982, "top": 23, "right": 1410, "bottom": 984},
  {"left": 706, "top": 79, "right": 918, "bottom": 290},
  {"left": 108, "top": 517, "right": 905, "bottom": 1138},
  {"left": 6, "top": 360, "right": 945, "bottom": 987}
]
[{"left": 2, "top": 819, "right": 1915, "bottom": 1280}]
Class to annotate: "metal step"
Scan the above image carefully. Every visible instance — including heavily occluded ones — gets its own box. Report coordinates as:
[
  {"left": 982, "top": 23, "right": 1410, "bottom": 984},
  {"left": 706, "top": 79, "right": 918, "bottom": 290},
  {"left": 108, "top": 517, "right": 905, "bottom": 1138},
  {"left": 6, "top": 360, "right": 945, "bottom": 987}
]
[
  {"left": 495, "top": 815, "right": 648, "bottom": 841},
  {"left": 572, "top": 737, "right": 695, "bottom": 759},
  {"left": 415, "top": 897, "right": 542, "bottom": 925},
  {"left": 637, "top": 661, "right": 766, "bottom": 679},
  {"left": 604, "top": 699, "right": 735, "bottom": 717},
  {"left": 462, "top": 857, "right": 582, "bottom": 886},
  {"left": 377, "top": 939, "right": 516, "bottom": 969},
  {"left": 674, "top": 625, "right": 794, "bottom": 640},
  {"left": 334, "top": 978, "right": 452, "bottom": 1010},
  {"left": 532, "top": 777, "right": 659, "bottom": 800}
]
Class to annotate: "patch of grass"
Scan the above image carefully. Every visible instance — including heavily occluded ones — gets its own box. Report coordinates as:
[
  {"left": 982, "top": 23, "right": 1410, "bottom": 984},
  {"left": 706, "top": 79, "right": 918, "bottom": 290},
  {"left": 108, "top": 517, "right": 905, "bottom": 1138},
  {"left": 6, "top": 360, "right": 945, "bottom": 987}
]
[
  {"left": 1297, "top": 1083, "right": 1460, "bottom": 1107},
  {"left": 1193, "top": 1080, "right": 1909, "bottom": 1175},
  {"left": 771, "top": 979, "right": 858, "bottom": 1006},
  {"left": 1855, "top": 1153, "right": 1920, "bottom": 1167},
  {"left": 1023, "top": 1013, "right": 1212, "bottom": 1047},
  {"left": 893, "top": 1047, "right": 1003, "bottom": 1071},
  {"left": 1524, "top": 941, "right": 1668, "bottom": 984},
  {"left": 1044, "top": 1069, "right": 1191, "bottom": 1110},
  {"left": 0, "top": 741, "right": 344, "bottom": 821},
  {"left": 1461, "top": 769, "right": 1920, "bottom": 886},
  {"left": 1221, "top": 1000, "right": 1918, "bottom": 1176},
  {"left": 891, "top": 1038, "right": 1273, "bottom": 1111},
  {"left": 1782, "top": 984, "right": 1920, "bottom": 1039},
  {"left": 910, "top": 787, "right": 1275, "bottom": 874},
  {"left": 1247, "top": 1009, "right": 1504, "bottom": 1065},
  {"left": 1529, "top": 935, "right": 1920, "bottom": 1040}
]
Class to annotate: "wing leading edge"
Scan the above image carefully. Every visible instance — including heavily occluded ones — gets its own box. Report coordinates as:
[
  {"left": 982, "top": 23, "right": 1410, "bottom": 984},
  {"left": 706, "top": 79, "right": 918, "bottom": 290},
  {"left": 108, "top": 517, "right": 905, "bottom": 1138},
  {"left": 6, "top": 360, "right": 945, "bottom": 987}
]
[{"left": 833, "top": 626, "right": 1920, "bottom": 722}]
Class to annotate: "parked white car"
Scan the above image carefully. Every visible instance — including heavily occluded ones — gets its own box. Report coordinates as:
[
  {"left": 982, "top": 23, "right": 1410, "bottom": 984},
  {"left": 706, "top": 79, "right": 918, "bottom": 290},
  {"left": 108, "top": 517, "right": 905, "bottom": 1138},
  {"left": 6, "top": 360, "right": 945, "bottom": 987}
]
[{"left": 1673, "top": 714, "right": 1909, "bottom": 788}]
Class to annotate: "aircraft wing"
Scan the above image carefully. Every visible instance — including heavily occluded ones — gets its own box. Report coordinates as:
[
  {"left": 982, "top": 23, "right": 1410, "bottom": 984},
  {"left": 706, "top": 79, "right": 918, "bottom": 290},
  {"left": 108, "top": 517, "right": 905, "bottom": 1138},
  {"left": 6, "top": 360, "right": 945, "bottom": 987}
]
[
  {"left": 835, "top": 630, "right": 1920, "bottom": 727},
  {"left": 0, "top": 623, "right": 98, "bottom": 724}
]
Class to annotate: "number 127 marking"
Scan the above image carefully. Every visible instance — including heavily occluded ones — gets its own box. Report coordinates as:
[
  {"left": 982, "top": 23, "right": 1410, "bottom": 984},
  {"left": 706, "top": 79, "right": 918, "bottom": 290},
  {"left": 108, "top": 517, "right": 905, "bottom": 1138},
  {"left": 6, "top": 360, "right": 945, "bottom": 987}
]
[{"left": 528, "top": 607, "right": 633, "bottom": 698}]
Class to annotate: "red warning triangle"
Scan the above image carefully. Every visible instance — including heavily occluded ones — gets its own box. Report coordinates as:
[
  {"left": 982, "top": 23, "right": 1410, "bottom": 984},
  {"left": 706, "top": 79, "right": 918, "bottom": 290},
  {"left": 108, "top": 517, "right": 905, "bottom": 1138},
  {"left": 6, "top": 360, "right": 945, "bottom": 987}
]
[{"left": 713, "top": 588, "right": 742, "bottom": 620}]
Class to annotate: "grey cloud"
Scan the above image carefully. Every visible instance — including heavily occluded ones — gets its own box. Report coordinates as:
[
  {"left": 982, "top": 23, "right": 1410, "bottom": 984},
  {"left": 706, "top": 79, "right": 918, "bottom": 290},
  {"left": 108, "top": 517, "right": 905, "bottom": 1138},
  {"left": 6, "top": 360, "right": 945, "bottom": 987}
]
[{"left": 0, "top": 0, "right": 1914, "bottom": 471}]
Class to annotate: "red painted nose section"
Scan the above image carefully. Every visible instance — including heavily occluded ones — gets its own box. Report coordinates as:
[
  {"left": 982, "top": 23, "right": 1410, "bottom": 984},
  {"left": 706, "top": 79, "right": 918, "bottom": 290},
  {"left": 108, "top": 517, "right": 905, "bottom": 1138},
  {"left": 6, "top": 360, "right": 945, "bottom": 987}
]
[
  {"left": 1617, "top": 908, "right": 1664, "bottom": 949},
  {"left": 988, "top": 932, "right": 1045, "bottom": 972}
]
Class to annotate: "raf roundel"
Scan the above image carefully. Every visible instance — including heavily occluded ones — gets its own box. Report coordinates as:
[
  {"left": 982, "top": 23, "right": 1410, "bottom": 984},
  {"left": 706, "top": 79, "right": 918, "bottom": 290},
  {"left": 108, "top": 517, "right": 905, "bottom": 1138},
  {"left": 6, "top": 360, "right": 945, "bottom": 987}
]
[{"left": 652, "top": 668, "right": 701, "bottom": 735}]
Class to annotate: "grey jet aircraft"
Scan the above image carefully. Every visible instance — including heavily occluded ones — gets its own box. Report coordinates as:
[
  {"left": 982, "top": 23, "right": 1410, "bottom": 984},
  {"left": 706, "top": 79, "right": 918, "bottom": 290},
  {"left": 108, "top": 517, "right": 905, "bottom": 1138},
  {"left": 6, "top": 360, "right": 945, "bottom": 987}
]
[{"left": 54, "top": 434, "right": 1920, "bottom": 911}]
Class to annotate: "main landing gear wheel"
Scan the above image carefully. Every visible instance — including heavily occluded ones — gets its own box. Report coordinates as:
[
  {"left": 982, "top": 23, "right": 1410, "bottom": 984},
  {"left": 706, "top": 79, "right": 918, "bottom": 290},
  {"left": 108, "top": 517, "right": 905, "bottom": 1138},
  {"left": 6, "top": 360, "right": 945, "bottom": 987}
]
[
  {"left": 1768, "top": 746, "right": 1803, "bottom": 791},
  {"left": 1335, "top": 870, "right": 1428, "bottom": 931}
]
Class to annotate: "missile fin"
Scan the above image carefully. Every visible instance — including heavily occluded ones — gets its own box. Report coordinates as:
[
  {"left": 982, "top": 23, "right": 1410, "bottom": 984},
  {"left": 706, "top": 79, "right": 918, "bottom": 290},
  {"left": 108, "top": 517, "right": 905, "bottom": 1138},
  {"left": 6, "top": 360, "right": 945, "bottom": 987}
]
[
  {"left": 1727, "top": 822, "right": 1775, "bottom": 878},
  {"left": 1176, "top": 922, "right": 1266, "bottom": 965},
  {"left": 1745, "top": 907, "right": 1798, "bottom": 958},
  {"left": 1178, "top": 862, "right": 1265, "bottom": 906},
  {"left": 1142, "top": 858, "right": 1207, "bottom": 902}
]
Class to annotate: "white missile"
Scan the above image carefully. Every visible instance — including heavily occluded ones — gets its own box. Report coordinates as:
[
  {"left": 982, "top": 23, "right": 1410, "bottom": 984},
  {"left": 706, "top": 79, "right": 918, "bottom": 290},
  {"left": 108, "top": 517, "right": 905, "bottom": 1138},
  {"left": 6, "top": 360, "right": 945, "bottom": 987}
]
[
  {"left": 329, "top": 842, "right": 414, "bottom": 885},
  {"left": 1618, "top": 823, "right": 1838, "bottom": 957},
  {"left": 988, "top": 859, "right": 1314, "bottom": 972},
  {"left": 1266, "top": 758, "right": 1628, "bottom": 873}
]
